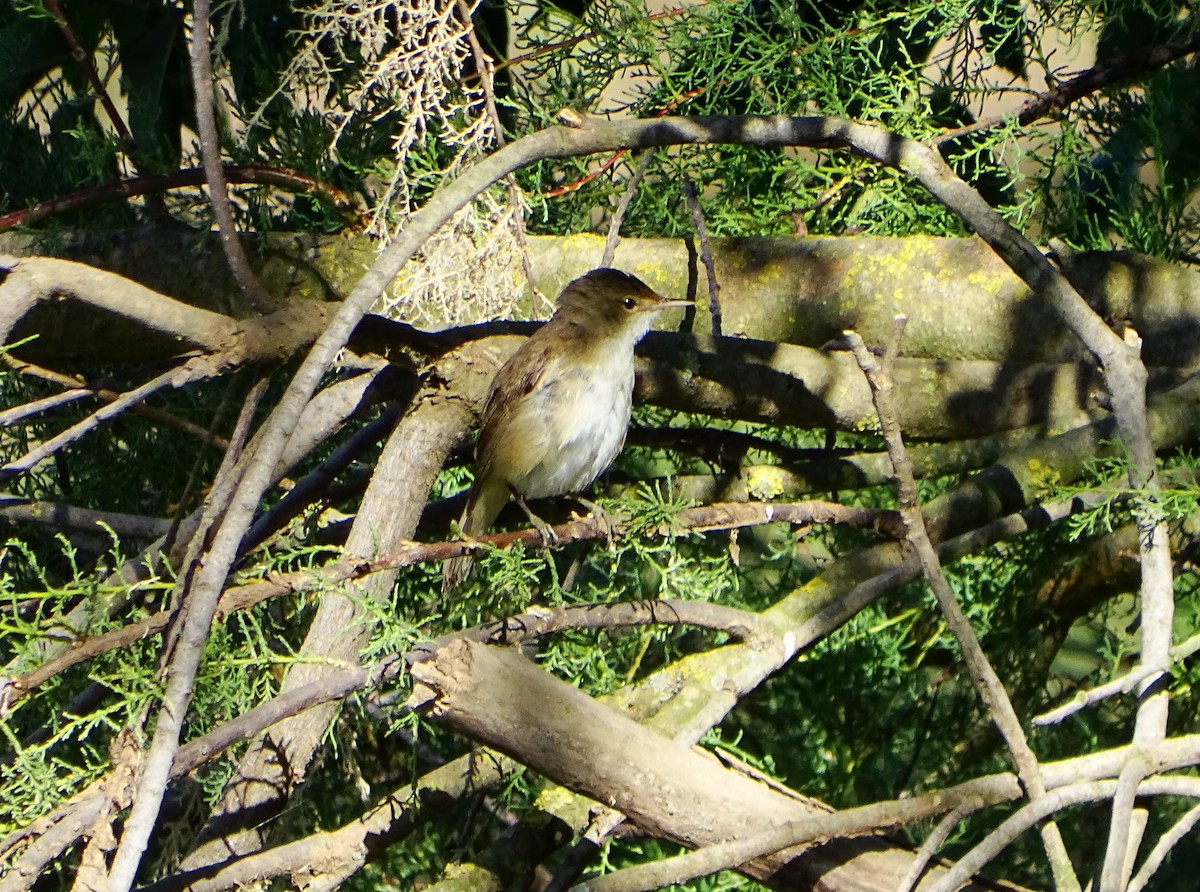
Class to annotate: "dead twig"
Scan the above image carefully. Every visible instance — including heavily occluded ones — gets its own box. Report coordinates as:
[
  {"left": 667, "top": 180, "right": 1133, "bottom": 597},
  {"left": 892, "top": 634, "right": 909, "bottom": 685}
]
[
  {"left": 846, "top": 321, "right": 1081, "bottom": 892},
  {"left": 682, "top": 178, "right": 722, "bottom": 336},
  {"left": 187, "top": 0, "right": 275, "bottom": 315},
  {"left": 602, "top": 149, "right": 657, "bottom": 268}
]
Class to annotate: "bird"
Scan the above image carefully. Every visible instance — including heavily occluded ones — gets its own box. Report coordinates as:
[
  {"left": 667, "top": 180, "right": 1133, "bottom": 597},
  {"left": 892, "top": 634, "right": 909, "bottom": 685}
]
[{"left": 442, "top": 268, "right": 689, "bottom": 591}]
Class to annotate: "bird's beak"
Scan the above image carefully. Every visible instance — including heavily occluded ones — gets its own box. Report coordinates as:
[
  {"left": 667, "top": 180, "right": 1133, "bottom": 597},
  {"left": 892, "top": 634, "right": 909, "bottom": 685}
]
[{"left": 657, "top": 299, "right": 693, "bottom": 310}]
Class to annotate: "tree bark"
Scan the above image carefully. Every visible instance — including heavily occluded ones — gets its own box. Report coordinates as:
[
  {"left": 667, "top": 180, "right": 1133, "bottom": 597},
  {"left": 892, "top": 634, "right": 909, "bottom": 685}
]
[{"left": 5, "top": 231, "right": 1200, "bottom": 367}]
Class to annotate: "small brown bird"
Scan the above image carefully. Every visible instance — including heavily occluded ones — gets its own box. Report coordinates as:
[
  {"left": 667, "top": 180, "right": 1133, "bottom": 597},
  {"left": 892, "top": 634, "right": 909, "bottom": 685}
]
[{"left": 442, "top": 268, "right": 688, "bottom": 590}]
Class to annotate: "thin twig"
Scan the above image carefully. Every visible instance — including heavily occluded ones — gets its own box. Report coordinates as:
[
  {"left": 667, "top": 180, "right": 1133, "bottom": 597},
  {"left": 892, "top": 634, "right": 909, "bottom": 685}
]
[
  {"left": 928, "top": 777, "right": 1200, "bottom": 892},
  {"left": 105, "top": 375, "right": 270, "bottom": 892},
  {"left": 846, "top": 321, "right": 1081, "bottom": 892},
  {"left": 1127, "top": 802, "right": 1200, "bottom": 892},
  {"left": 682, "top": 178, "right": 722, "bottom": 336},
  {"left": 466, "top": 598, "right": 779, "bottom": 648},
  {"left": 0, "top": 388, "right": 90, "bottom": 426},
  {"left": 457, "top": 0, "right": 505, "bottom": 149},
  {"left": 241, "top": 406, "right": 403, "bottom": 555},
  {"left": 0, "top": 360, "right": 204, "bottom": 486},
  {"left": 1, "top": 355, "right": 231, "bottom": 449},
  {"left": 937, "top": 31, "right": 1200, "bottom": 145},
  {"left": 0, "top": 165, "right": 363, "bottom": 234},
  {"left": 894, "top": 800, "right": 984, "bottom": 892},
  {"left": 454, "top": 0, "right": 545, "bottom": 305},
  {"left": 41, "top": 0, "right": 167, "bottom": 219},
  {"left": 188, "top": 0, "right": 275, "bottom": 314},
  {"left": 1035, "top": 632, "right": 1200, "bottom": 726},
  {"left": 602, "top": 149, "right": 656, "bottom": 267}
]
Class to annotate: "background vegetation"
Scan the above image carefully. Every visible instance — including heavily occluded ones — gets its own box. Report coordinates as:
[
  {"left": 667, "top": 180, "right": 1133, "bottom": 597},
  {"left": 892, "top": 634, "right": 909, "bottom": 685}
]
[{"left": 2, "top": 0, "right": 1200, "bottom": 890}]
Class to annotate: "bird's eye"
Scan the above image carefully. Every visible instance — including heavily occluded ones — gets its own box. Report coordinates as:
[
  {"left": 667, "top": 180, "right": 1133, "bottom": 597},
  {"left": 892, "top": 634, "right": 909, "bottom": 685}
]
[{"left": 623, "top": 297, "right": 637, "bottom": 310}]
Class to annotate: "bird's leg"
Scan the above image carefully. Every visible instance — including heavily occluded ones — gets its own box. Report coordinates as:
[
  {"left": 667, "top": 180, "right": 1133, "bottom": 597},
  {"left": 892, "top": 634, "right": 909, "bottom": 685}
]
[
  {"left": 513, "top": 492, "right": 560, "bottom": 547},
  {"left": 573, "top": 496, "right": 614, "bottom": 549}
]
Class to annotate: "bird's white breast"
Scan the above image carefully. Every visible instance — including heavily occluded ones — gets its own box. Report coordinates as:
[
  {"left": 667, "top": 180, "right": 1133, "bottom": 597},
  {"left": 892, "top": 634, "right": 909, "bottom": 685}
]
[{"left": 508, "top": 350, "right": 634, "bottom": 499}]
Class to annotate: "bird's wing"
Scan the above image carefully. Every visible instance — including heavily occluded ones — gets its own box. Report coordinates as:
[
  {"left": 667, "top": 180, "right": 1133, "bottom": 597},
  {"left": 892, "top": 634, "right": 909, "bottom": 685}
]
[{"left": 478, "top": 334, "right": 558, "bottom": 447}]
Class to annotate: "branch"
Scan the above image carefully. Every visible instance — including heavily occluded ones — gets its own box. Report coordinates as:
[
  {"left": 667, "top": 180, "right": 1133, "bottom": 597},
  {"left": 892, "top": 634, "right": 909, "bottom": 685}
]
[
  {"left": 41, "top": 0, "right": 167, "bottom": 220},
  {"left": 895, "top": 800, "right": 983, "bottom": 892},
  {"left": 465, "top": 599, "right": 779, "bottom": 648},
  {"left": 0, "top": 497, "right": 169, "bottom": 541},
  {"left": 408, "top": 638, "right": 987, "bottom": 891},
  {"left": 0, "top": 166, "right": 363, "bottom": 234},
  {"left": 105, "top": 375, "right": 270, "bottom": 892},
  {"left": 569, "top": 791, "right": 992, "bottom": 892},
  {"left": 0, "top": 255, "right": 237, "bottom": 352},
  {"left": 937, "top": 32, "right": 1200, "bottom": 145},
  {"left": 847, "top": 323, "right": 1080, "bottom": 891},
  {"left": 1035, "top": 631, "right": 1200, "bottom": 726},
  {"left": 601, "top": 149, "right": 656, "bottom": 268},
  {"left": 62, "top": 111, "right": 1169, "bottom": 886},
  {"left": 928, "top": 776, "right": 1200, "bottom": 892},
  {"left": 187, "top": 0, "right": 275, "bottom": 315},
  {"left": 1128, "top": 801, "right": 1200, "bottom": 892},
  {"left": 1, "top": 355, "right": 231, "bottom": 449},
  {"left": 682, "top": 178, "right": 722, "bottom": 336},
  {"left": 0, "top": 360, "right": 204, "bottom": 487}
]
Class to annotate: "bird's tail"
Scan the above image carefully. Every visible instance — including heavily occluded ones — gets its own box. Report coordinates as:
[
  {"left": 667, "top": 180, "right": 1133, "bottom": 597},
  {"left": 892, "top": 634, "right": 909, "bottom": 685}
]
[
  {"left": 441, "top": 478, "right": 508, "bottom": 593},
  {"left": 440, "top": 544, "right": 474, "bottom": 593}
]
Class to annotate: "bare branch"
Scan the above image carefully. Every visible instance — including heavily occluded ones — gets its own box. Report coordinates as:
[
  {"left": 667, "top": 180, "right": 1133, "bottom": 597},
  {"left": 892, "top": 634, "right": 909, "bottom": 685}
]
[
  {"left": 409, "top": 638, "right": 993, "bottom": 891},
  {"left": 602, "top": 149, "right": 656, "bottom": 268},
  {"left": 0, "top": 165, "right": 364, "bottom": 234},
  {"left": 1036, "top": 632, "right": 1200, "bottom": 726},
  {"left": 937, "top": 32, "right": 1200, "bottom": 145},
  {"left": 895, "top": 800, "right": 983, "bottom": 892},
  {"left": 0, "top": 255, "right": 237, "bottom": 353},
  {"left": 682, "top": 178, "right": 722, "bottom": 336},
  {"left": 106, "top": 375, "right": 271, "bottom": 892},
  {"left": 1, "top": 355, "right": 231, "bottom": 449},
  {"left": 929, "top": 777, "right": 1200, "bottom": 892},
  {"left": 1128, "top": 802, "right": 1200, "bottom": 892},
  {"left": 40, "top": 0, "right": 168, "bottom": 220},
  {"left": 467, "top": 599, "right": 780, "bottom": 648},
  {"left": 0, "top": 497, "right": 169, "bottom": 540},
  {"left": 846, "top": 324, "right": 1080, "bottom": 891},
  {"left": 0, "top": 360, "right": 204, "bottom": 487},
  {"left": 187, "top": 0, "right": 275, "bottom": 315}
]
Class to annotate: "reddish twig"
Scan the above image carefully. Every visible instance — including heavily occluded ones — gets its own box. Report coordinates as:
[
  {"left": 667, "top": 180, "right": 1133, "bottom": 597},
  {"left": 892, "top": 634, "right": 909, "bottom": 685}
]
[
  {"left": 0, "top": 497, "right": 898, "bottom": 710},
  {"left": 500, "top": 5, "right": 693, "bottom": 73},
  {"left": 0, "top": 165, "right": 364, "bottom": 234},
  {"left": 536, "top": 87, "right": 713, "bottom": 199}
]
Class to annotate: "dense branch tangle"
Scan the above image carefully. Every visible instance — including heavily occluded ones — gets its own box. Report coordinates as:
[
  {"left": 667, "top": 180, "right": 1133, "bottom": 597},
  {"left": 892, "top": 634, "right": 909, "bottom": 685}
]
[{"left": 2, "top": 112, "right": 1199, "bottom": 892}]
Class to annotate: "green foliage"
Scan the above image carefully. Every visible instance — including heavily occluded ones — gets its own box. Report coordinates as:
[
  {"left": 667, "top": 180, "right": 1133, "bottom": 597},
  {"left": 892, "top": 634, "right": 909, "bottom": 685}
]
[
  {"left": 5, "top": 0, "right": 1200, "bottom": 889},
  {"left": 1, "top": 0, "right": 1194, "bottom": 259}
]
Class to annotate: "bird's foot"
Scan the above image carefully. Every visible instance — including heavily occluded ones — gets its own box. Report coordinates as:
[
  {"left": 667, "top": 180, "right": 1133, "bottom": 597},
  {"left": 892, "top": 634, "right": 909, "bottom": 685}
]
[
  {"left": 515, "top": 494, "right": 559, "bottom": 548},
  {"left": 574, "top": 497, "right": 615, "bottom": 549}
]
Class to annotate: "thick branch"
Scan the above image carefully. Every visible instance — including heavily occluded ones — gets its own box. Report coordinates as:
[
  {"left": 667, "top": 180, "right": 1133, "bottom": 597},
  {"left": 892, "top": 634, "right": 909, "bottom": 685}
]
[{"left": 408, "top": 639, "right": 994, "bottom": 891}]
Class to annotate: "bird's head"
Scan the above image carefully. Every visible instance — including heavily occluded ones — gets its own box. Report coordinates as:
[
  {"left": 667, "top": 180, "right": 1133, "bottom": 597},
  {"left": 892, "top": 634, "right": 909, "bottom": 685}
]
[{"left": 554, "top": 268, "right": 690, "bottom": 344}]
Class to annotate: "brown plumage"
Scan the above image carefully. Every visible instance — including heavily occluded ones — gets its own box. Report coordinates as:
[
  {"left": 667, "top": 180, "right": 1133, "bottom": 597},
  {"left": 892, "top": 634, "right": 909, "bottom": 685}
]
[{"left": 442, "top": 268, "right": 687, "bottom": 591}]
